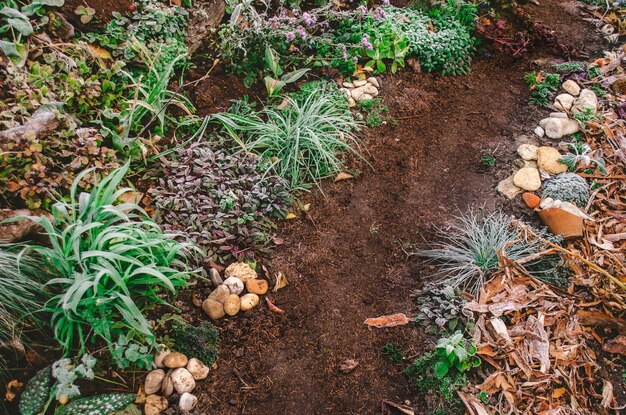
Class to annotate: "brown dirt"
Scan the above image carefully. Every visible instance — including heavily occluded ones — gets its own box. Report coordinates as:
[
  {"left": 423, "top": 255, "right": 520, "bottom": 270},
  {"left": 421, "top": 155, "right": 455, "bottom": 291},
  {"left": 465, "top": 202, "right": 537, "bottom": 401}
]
[{"left": 187, "top": 2, "right": 607, "bottom": 414}]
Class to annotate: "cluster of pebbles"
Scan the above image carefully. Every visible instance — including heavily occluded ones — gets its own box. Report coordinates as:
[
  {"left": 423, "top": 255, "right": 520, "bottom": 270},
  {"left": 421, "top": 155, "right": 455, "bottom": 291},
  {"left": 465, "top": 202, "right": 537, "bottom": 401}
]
[
  {"left": 339, "top": 77, "right": 381, "bottom": 107},
  {"left": 140, "top": 351, "right": 210, "bottom": 414},
  {"left": 201, "top": 262, "right": 267, "bottom": 320},
  {"left": 499, "top": 78, "right": 597, "bottom": 199}
]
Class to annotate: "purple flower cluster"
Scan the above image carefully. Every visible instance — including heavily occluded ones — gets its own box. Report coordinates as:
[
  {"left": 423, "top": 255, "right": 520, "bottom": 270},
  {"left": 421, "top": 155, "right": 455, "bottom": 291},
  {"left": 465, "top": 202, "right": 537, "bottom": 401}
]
[
  {"left": 296, "top": 25, "right": 307, "bottom": 40},
  {"left": 302, "top": 12, "right": 316, "bottom": 26},
  {"left": 339, "top": 43, "right": 348, "bottom": 62},
  {"left": 357, "top": 5, "right": 367, "bottom": 17},
  {"left": 286, "top": 31, "right": 296, "bottom": 42},
  {"left": 373, "top": 6, "right": 386, "bottom": 20},
  {"left": 360, "top": 33, "right": 373, "bottom": 50}
]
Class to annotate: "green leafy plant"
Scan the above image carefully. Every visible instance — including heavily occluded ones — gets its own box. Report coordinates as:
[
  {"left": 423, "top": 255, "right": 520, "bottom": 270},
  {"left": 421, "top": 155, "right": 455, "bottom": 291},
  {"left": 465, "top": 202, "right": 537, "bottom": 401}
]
[
  {"left": 413, "top": 284, "right": 474, "bottom": 334},
  {"left": 7, "top": 163, "right": 197, "bottom": 365},
  {"left": 56, "top": 393, "right": 136, "bottom": 415},
  {"left": 382, "top": 343, "right": 404, "bottom": 362},
  {"left": 405, "top": 331, "right": 478, "bottom": 413},
  {"left": 357, "top": 98, "right": 394, "bottom": 127},
  {"left": 559, "top": 140, "right": 607, "bottom": 175},
  {"left": 525, "top": 71, "right": 560, "bottom": 106},
  {"left": 212, "top": 84, "right": 362, "bottom": 190},
  {"left": 419, "top": 210, "right": 563, "bottom": 295},
  {"left": 552, "top": 61, "right": 586, "bottom": 73},
  {"left": 542, "top": 172, "right": 590, "bottom": 208},
  {"left": 264, "top": 46, "right": 309, "bottom": 97},
  {"left": 18, "top": 366, "right": 51, "bottom": 415},
  {"left": 170, "top": 321, "right": 219, "bottom": 366},
  {"left": 74, "top": 5, "right": 95, "bottom": 24}
]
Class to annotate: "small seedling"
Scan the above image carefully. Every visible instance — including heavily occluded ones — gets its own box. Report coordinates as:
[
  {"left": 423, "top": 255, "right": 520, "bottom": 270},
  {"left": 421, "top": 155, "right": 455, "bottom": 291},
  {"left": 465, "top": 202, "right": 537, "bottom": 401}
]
[
  {"left": 481, "top": 153, "right": 496, "bottom": 169},
  {"left": 369, "top": 221, "right": 380, "bottom": 235},
  {"left": 382, "top": 343, "right": 404, "bottom": 362}
]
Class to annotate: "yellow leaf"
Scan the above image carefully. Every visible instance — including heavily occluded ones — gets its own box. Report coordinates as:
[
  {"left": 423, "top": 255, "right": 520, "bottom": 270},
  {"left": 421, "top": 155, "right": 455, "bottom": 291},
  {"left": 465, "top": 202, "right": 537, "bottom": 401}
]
[
  {"left": 88, "top": 44, "right": 112, "bottom": 60},
  {"left": 286, "top": 213, "right": 297, "bottom": 220},
  {"left": 334, "top": 172, "right": 354, "bottom": 182}
]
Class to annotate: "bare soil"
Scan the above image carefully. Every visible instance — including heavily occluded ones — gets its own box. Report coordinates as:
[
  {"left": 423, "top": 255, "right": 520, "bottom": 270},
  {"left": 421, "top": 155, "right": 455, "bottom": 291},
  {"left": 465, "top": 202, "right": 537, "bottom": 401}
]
[{"left": 184, "top": 2, "right": 608, "bottom": 414}]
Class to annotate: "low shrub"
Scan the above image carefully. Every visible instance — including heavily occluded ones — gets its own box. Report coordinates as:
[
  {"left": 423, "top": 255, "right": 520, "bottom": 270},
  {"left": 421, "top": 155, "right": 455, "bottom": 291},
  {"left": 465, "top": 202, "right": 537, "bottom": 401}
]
[
  {"left": 212, "top": 84, "right": 362, "bottom": 190},
  {"left": 525, "top": 71, "right": 560, "bottom": 106},
  {"left": 9, "top": 163, "right": 196, "bottom": 367}
]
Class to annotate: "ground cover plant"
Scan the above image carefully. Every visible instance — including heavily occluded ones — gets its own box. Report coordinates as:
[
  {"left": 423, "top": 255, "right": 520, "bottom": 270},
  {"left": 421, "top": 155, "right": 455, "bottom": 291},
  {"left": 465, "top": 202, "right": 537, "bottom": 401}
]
[
  {"left": 149, "top": 138, "right": 292, "bottom": 262},
  {"left": 7, "top": 163, "right": 196, "bottom": 367},
  {"left": 525, "top": 70, "right": 560, "bottom": 106},
  {"left": 0, "top": 0, "right": 196, "bottom": 209},
  {"left": 212, "top": 84, "right": 362, "bottom": 190},
  {"left": 217, "top": 2, "right": 477, "bottom": 87}
]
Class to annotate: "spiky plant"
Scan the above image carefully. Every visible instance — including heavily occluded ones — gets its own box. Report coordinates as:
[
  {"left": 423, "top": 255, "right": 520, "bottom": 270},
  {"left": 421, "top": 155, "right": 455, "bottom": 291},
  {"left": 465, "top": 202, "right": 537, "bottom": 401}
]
[
  {"left": 211, "top": 85, "right": 362, "bottom": 190},
  {"left": 419, "top": 210, "right": 561, "bottom": 295},
  {"left": 0, "top": 246, "right": 48, "bottom": 378},
  {"left": 7, "top": 162, "right": 198, "bottom": 365}
]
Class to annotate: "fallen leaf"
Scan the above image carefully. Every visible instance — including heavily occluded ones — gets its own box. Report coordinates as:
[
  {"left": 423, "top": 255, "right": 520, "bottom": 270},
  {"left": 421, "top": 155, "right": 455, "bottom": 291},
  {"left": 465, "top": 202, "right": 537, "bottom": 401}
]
[
  {"left": 334, "top": 172, "right": 354, "bottom": 182},
  {"left": 192, "top": 292, "right": 203, "bottom": 308},
  {"left": 6, "top": 181, "right": 21, "bottom": 192},
  {"left": 365, "top": 313, "right": 411, "bottom": 328},
  {"left": 88, "top": 44, "right": 112, "bottom": 60},
  {"left": 286, "top": 213, "right": 297, "bottom": 220},
  {"left": 603, "top": 335, "right": 626, "bottom": 355},
  {"left": 265, "top": 297, "right": 285, "bottom": 314},
  {"left": 274, "top": 272, "right": 288, "bottom": 292},
  {"left": 5, "top": 379, "right": 23, "bottom": 401}
]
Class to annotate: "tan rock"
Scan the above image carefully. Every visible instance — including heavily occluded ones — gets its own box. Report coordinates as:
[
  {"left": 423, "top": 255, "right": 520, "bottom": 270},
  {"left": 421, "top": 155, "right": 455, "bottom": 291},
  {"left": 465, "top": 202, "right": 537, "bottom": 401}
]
[
  {"left": 223, "top": 276, "right": 244, "bottom": 295},
  {"left": 202, "top": 298, "right": 225, "bottom": 320},
  {"left": 171, "top": 368, "right": 196, "bottom": 394},
  {"left": 154, "top": 348, "right": 171, "bottom": 368},
  {"left": 562, "top": 79, "right": 580, "bottom": 96},
  {"left": 145, "top": 394, "right": 168, "bottom": 415},
  {"left": 161, "top": 370, "right": 174, "bottom": 397},
  {"left": 497, "top": 175, "right": 523, "bottom": 200},
  {"left": 554, "top": 93, "right": 575, "bottom": 111},
  {"left": 163, "top": 352, "right": 188, "bottom": 369},
  {"left": 144, "top": 369, "right": 165, "bottom": 395},
  {"left": 179, "top": 392, "right": 198, "bottom": 413},
  {"left": 537, "top": 146, "right": 567, "bottom": 174},
  {"left": 359, "top": 93, "right": 374, "bottom": 101},
  {"left": 186, "top": 358, "right": 210, "bottom": 380},
  {"left": 573, "top": 88, "right": 598, "bottom": 113},
  {"left": 246, "top": 279, "right": 269, "bottom": 295},
  {"left": 517, "top": 144, "right": 538, "bottom": 161},
  {"left": 367, "top": 77, "right": 380, "bottom": 88},
  {"left": 513, "top": 167, "right": 541, "bottom": 191},
  {"left": 208, "top": 285, "right": 230, "bottom": 303},
  {"left": 223, "top": 294, "right": 241, "bottom": 316},
  {"left": 225, "top": 262, "right": 257, "bottom": 282},
  {"left": 240, "top": 293, "right": 260, "bottom": 312},
  {"left": 353, "top": 79, "right": 367, "bottom": 87}
]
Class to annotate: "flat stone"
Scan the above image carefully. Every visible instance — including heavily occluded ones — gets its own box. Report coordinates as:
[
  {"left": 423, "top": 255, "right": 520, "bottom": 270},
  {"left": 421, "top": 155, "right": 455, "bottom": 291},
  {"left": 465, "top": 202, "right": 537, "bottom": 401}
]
[
  {"left": 342, "top": 82, "right": 354, "bottom": 88},
  {"left": 202, "top": 298, "right": 225, "bottom": 320},
  {"left": 353, "top": 79, "right": 367, "bottom": 87},
  {"left": 208, "top": 285, "right": 230, "bottom": 304},
  {"left": 367, "top": 77, "right": 380, "bottom": 88},
  {"left": 497, "top": 175, "right": 523, "bottom": 199},
  {"left": 562, "top": 79, "right": 581, "bottom": 96},
  {"left": 513, "top": 167, "right": 542, "bottom": 191}
]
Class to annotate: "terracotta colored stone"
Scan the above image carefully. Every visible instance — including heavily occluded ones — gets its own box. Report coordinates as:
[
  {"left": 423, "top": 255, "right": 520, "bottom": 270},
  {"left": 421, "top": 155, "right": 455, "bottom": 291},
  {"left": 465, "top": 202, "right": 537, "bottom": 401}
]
[
  {"left": 245, "top": 279, "right": 269, "bottom": 295},
  {"left": 522, "top": 192, "right": 541, "bottom": 209}
]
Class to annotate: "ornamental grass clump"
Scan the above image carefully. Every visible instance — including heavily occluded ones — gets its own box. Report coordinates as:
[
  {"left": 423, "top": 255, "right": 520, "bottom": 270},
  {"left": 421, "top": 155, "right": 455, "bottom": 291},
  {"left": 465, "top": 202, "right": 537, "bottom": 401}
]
[
  {"left": 0, "top": 246, "right": 49, "bottom": 378},
  {"left": 212, "top": 86, "right": 362, "bottom": 190},
  {"left": 420, "top": 210, "right": 562, "bottom": 295},
  {"left": 10, "top": 163, "right": 196, "bottom": 366}
]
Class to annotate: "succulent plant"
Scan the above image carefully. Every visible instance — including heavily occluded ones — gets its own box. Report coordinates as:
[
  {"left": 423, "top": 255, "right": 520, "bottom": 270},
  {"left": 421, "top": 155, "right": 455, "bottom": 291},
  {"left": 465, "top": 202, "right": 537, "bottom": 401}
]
[
  {"left": 412, "top": 284, "right": 474, "bottom": 334},
  {"left": 150, "top": 140, "right": 292, "bottom": 262},
  {"left": 542, "top": 173, "right": 590, "bottom": 208}
]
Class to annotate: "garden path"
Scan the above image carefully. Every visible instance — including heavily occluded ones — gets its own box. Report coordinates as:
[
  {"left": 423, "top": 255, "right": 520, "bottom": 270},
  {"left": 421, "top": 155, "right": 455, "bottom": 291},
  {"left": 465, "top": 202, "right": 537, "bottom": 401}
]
[{"left": 195, "top": 1, "right": 602, "bottom": 413}]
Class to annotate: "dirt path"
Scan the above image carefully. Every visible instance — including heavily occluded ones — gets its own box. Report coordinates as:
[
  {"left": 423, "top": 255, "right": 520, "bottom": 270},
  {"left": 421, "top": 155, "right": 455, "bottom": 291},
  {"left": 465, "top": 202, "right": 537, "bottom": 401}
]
[{"left": 193, "top": 2, "right": 603, "bottom": 414}]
